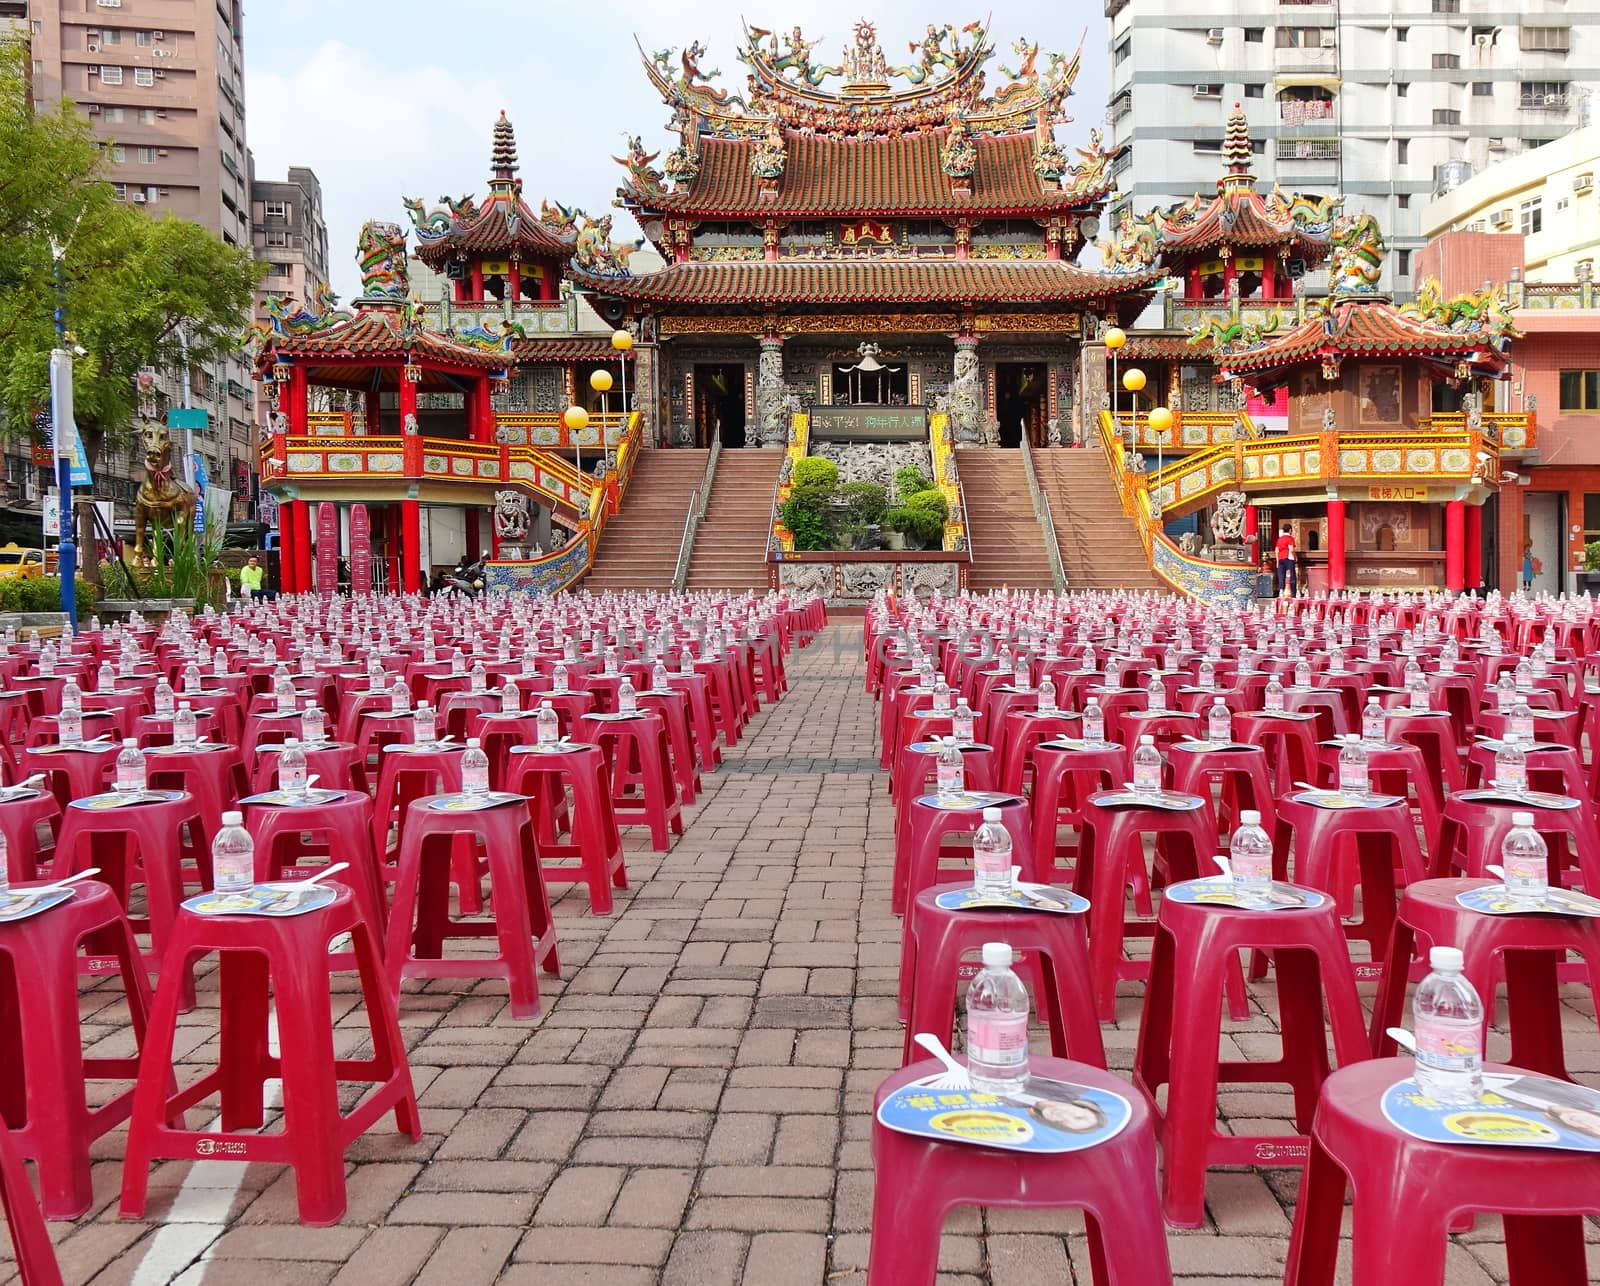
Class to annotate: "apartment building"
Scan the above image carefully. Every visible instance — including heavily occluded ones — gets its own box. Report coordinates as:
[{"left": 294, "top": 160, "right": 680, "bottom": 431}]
[{"left": 1105, "top": 0, "right": 1599, "bottom": 295}]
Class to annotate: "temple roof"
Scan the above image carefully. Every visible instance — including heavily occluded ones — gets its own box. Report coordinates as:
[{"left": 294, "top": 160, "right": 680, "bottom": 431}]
[
  {"left": 508, "top": 337, "right": 637, "bottom": 363},
  {"left": 1215, "top": 296, "right": 1511, "bottom": 381},
  {"left": 246, "top": 304, "right": 511, "bottom": 383},
  {"left": 569, "top": 257, "right": 1161, "bottom": 305},
  {"left": 1100, "top": 106, "right": 1336, "bottom": 274},
  {"left": 407, "top": 113, "right": 577, "bottom": 268}
]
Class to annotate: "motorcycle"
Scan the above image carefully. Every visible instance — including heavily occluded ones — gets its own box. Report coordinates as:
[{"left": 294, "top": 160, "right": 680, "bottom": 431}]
[{"left": 436, "top": 559, "right": 485, "bottom": 598}]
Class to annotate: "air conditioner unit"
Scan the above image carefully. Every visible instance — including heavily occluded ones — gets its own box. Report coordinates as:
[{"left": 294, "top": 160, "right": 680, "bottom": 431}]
[
  {"left": 86, "top": 103, "right": 101, "bottom": 114},
  {"left": 1575, "top": 173, "right": 1594, "bottom": 193},
  {"left": 86, "top": 42, "right": 99, "bottom": 53},
  {"left": 152, "top": 48, "right": 170, "bottom": 58},
  {"left": 1475, "top": 34, "right": 1492, "bottom": 46},
  {"left": 155, "top": 109, "right": 167, "bottom": 117},
  {"left": 153, "top": 30, "right": 164, "bottom": 40},
  {"left": 154, "top": 69, "right": 164, "bottom": 77},
  {"left": 1490, "top": 208, "right": 1512, "bottom": 226},
  {"left": 1488, "top": 137, "right": 1508, "bottom": 151},
  {"left": 1194, "top": 85, "right": 1221, "bottom": 97},
  {"left": 1206, "top": 27, "right": 1225, "bottom": 43},
  {"left": 156, "top": 147, "right": 168, "bottom": 156},
  {"left": 131, "top": 192, "right": 146, "bottom": 202}
]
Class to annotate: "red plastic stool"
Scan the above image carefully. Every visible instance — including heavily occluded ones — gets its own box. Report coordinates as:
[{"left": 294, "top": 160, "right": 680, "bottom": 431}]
[
  {"left": 118, "top": 886, "right": 420, "bottom": 1227},
  {"left": 21, "top": 743, "right": 116, "bottom": 808},
  {"left": 0, "top": 881, "right": 154, "bottom": 1218},
  {"left": 694, "top": 657, "right": 743, "bottom": 748},
  {"left": 371, "top": 743, "right": 466, "bottom": 861},
  {"left": 997, "top": 710, "right": 1080, "bottom": 795},
  {"left": 582, "top": 711, "right": 682, "bottom": 852},
  {"left": 1274, "top": 794, "right": 1426, "bottom": 975},
  {"left": 24, "top": 711, "right": 121, "bottom": 748},
  {"left": 639, "top": 689, "right": 701, "bottom": 806},
  {"left": 1075, "top": 793, "right": 1217, "bottom": 1021},
  {"left": 506, "top": 744, "right": 626, "bottom": 915},
  {"left": 1233, "top": 711, "right": 1318, "bottom": 792},
  {"left": 466, "top": 711, "right": 543, "bottom": 789},
  {"left": 1370, "top": 877, "right": 1600, "bottom": 1078},
  {"left": 0, "top": 1114, "right": 63, "bottom": 1285},
  {"left": 1382, "top": 710, "right": 1465, "bottom": 793},
  {"left": 1283, "top": 1058, "right": 1600, "bottom": 1286},
  {"left": 385, "top": 797, "right": 560, "bottom": 1020},
  {"left": 893, "top": 743, "right": 998, "bottom": 892},
  {"left": 243, "top": 790, "right": 388, "bottom": 946},
  {"left": 666, "top": 670, "right": 720, "bottom": 770},
  {"left": 1029, "top": 742, "right": 1126, "bottom": 880},
  {"left": 868, "top": 1057, "right": 1172, "bottom": 1286},
  {"left": 1134, "top": 884, "right": 1369, "bottom": 1226},
  {"left": 0, "top": 790, "right": 61, "bottom": 882},
  {"left": 1430, "top": 793, "right": 1599, "bottom": 890},
  {"left": 1314, "top": 739, "right": 1442, "bottom": 855},
  {"left": 142, "top": 743, "right": 247, "bottom": 843},
  {"left": 251, "top": 739, "right": 359, "bottom": 794},
  {"left": 898, "top": 796, "right": 1036, "bottom": 919},
  {"left": 1167, "top": 742, "right": 1276, "bottom": 844},
  {"left": 898, "top": 887, "right": 1105, "bottom": 1068}
]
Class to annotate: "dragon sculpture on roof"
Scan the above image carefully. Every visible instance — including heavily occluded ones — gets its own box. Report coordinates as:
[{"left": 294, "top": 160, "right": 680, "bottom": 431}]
[{"left": 1401, "top": 278, "right": 1522, "bottom": 348}]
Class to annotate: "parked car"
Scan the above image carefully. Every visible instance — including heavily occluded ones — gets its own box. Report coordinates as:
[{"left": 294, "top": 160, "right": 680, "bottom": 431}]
[{"left": 0, "top": 544, "right": 46, "bottom": 580}]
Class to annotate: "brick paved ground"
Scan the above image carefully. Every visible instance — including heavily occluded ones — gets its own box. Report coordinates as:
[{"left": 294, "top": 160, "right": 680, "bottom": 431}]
[{"left": 8, "top": 620, "right": 1600, "bottom": 1284}]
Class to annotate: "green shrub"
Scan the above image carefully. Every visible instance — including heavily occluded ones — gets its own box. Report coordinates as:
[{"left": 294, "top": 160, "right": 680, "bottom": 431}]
[
  {"left": 0, "top": 575, "right": 97, "bottom": 620},
  {"left": 780, "top": 492, "right": 835, "bottom": 551},
  {"left": 791, "top": 457, "right": 839, "bottom": 492},
  {"left": 1586, "top": 540, "right": 1600, "bottom": 573},
  {"left": 838, "top": 481, "right": 888, "bottom": 527},
  {"left": 886, "top": 504, "right": 946, "bottom": 549},
  {"left": 99, "top": 523, "right": 230, "bottom": 611},
  {"left": 905, "top": 488, "right": 949, "bottom": 520},
  {"left": 894, "top": 465, "right": 933, "bottom": 498}
]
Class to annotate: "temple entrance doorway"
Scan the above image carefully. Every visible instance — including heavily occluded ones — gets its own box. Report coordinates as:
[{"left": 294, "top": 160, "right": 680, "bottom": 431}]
[
  {"left": 995, "top": 363, "right": 1048, "bottom": 447},
  {"left": 694, "top": 365, "right": 747, "bottom": 448}
]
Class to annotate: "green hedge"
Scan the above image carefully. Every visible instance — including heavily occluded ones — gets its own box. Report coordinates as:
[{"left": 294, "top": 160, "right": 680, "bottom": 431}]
[{"left": 0, "top": 575, "right": 97, "bottom": 619}]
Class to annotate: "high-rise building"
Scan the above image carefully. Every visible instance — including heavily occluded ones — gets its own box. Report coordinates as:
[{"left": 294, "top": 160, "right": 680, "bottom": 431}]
[
  {"left": 15, "top": 0, "right": 252, "bottom": 522},
  {"left": 1105, "top": 1, "right": 1599, "bottom": 295},
  {"left": 250, "top": 162, "right": 329, "bottom": 312}
]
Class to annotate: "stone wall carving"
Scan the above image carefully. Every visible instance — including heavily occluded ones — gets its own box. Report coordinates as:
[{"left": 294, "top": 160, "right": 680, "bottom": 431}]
[
  {"left": 810, "top": 442, "right": 933, "bottom": 496},
  {"left": 754, "top": 337, "right": 787, "bottom": 447},
  {"left": 950, "top": 339, "right": 983, "bottom": 443}
]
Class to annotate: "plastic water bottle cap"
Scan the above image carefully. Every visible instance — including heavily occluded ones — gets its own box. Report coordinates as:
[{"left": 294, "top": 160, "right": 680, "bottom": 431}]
[
  {"left": 221, "top": 810, "right": 243, "bottom": 826},
  {"left": 123, "top": 738, "right": 137, "bottom": 748},
  {"left": 980, "top": 807, "right": 1002, "bottom": 822},
  {"left": 286, "top": 738, "right": 300, "bottom": 747},
  {"left": 1429, "top": 946, "right": 1465, "bottom": 972},
  {"left": 1511, "top": 811, "right": 1536, "bottom": 827},
  {"left": 467, "top": 738, "right": 482, "bottom": 748},
  {"left": 981, "top": 942, "right": 1013, "bottom": 969},
  {"left": 1140, "top": 734, "right": 1154, "bottom": 745},
  {"left": 1239, "top": 810, "right": 1261, "bottom": 825},
  {"left": 1503, "top": 732, "right": 1520, "bottom": 745}
]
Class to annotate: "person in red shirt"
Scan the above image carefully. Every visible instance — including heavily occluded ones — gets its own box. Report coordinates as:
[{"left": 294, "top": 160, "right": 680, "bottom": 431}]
[{"left": 1274, "top": 524, "right": 1298, "bottom": 597}]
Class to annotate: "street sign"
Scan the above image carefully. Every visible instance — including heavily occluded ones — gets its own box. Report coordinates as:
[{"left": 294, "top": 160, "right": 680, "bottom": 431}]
[{"left": 47, "top": 350, "right": 94, "bottom": 487}]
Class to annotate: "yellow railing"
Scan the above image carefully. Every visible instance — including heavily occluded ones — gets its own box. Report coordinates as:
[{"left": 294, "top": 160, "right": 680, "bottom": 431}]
[
  {"left": 1112, "top": 409, "right": 1257, "bottom": 450},
  {"left": 1427, "top": 410, "right": 1536, "bottom": 452},
  {"left": 928, "top": 412, "right": 967, "bottom": 552},
  {"left": 770, "top": 412, "right": 811, "bottom": 555}
]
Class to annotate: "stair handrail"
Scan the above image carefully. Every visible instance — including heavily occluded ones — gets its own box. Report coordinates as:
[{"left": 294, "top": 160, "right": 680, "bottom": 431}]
[
  {"left": 1016, "top": 436, "right": 1067, "bottom": 593},
  {"left": 672, "top": 442, "right": 721, "bottom": 593}
]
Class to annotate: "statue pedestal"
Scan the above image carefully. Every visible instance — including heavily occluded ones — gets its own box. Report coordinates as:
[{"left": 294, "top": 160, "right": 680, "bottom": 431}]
[{"left": 1208, "top": 542, "right": 1252, "bottom": 565}]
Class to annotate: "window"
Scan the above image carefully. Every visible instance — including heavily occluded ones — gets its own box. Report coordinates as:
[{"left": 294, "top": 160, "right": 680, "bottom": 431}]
[
  {"left": 263, "top": 200, "right": 288, "bottom": 219},
  {"left": 1560, "top": 370, "right": 1600, "bottom": 411},
  {"left": 1109, "top": 89, "right": 1132, "bottom": 120},
  {"left": 1276, "top": 137, "right": 1339, "bottom": 159},
  {"left": 1244, "top": 82, "right": 1265, "bottom": 98},
  {"left": 98, "top": 28, "right": 120, "bottom": 44},
  {"left": 144, "top": 184, "right": 158, "bottom": 202},
  {"left": 1432, "top": 53, "right": 1461, "bottom": 69},
  {"left": 1277, "top": 27, "right": 1325, "bottom": 47},
  {"left": 133, "top": 66, "right": 153, "bottom": 87},
  {"left": 103, "top": 105, "right": 124, "bottom": 122},
  {"left": 109, "top": 144, "right": 126, "bottom": 162},
  {"left": 1521, "top": 81, "right": 1569, "bottom": 108},
  {"left": 1396, "top": 139, "right": 1409, "bottom": 163},
  {"left": 1520, "top": 26, "right": 1570, "bottom": 52},
  {"left": 1396, "top": 83, "right": 1409, "bottom": 97},
  {"left": 1113, "top": 36, "right": 1130, "bottom": 65},
  {"left": 265, "top": 229, "right": 288, "bottom": 247},
  {"left": 1472, "top": 82, "right": 1493, "bottom": 96},
  {"left": 1395, "top": 26, "right": 1408, "bottom": 40},
  {"left": 96, "top": 0, "right": 123, "bottom": 7},
  {"left": 1520, "top": 198, "right": 1542, "bottom": 234},
  {"left": 1244, "top": 27, "right": 1264, "bottom": 41},
  {"left": 137, "top": 146, "right": 155, "bottom": 164},
  {"left": 1193, "top": 140, "right": 1224, "bottom": 154},
  {"left": 99, "top": 64, "right": 123, "bottom": 84},
  {"left": 112, "top": 182, "right": 126, "bottom": 200},
  {"left": 1434, "top": 109, "right": 1462, "bottom": 125},
  {"left": 134, "top": 30, "right": 152, "bottom": 47},
  {"left": 1432, "top": 0, "right": 1460, "bottom": 11},
  {"left": 1398, "top": 194, "right": 1411, "bottom": 209},
  {"left": 137, "top": 107, "right": 155, "bottom": 123},
  {"left": 1396, "top": 250, "right": 1412, "bottom": 276}
]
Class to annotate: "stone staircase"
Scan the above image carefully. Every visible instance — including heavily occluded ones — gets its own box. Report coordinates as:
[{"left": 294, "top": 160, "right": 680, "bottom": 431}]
[
  {"left": 583, "top": 448, "right": 707, "bottom": 590},
  {"left": 685, "top": 450, "right": 784, "bottom": 591},
  {"left": 953, "top": 449, "right": 1056, "bottom": 592},
  {"left": 1033, "top": 449, "right": 1166, "bottom": 591}
]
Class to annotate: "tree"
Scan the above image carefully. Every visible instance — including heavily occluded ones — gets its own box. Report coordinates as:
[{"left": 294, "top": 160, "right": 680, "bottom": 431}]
[{"left": 0, "top": 35, "right": 262, "bottom": 471}]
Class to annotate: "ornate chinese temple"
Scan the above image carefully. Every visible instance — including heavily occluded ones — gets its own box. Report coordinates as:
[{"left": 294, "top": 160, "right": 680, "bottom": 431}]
[{"left": 577, "top": 19, "right": 1159, "bottom": 451}]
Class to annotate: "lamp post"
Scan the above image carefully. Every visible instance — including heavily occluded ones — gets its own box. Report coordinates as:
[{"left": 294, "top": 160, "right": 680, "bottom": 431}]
[
  {"left": 48, "top": 241, "right": 77, "bottom": 629},
  {"left": 1122, "top": 367, "right": 1147, "bottom": 461},
  {"left": 611, "top": 327, "right": 633, "bottom": 452},
  {"left": 562, "top": 404, "right": 590, "bottom": 480},
  {"left": 589, "top": 369, "right": 614, "bottom": 471},
  {"left": 1104, "top": 325, "right": 1126, "bottom": 452},
  {"left": 1147, "top": 404, "right": 1173, "bottom": 521}
]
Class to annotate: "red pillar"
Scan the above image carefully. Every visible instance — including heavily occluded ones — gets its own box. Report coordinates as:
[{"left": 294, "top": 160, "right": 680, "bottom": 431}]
[
  {"left": 469, "top": 262, "right": 484, "bottom": 301},
  {"left": 541, "top": 263, "right": 557, "bottom": 301},
  {"left": 399, "top": 375, "right": 421, "bottom": 472},
  {"left": 1465, "top": 503, "right": 1483, "bottom": 590},
  {"left": 401, "top": 499, "right": 422, "bottom": 593},
  {"left": 364, "top": 390, "right": 382, "bottom": 435},
  {"left": 453, "top": 277, "right": 468, "bottom": 303},
  {"left": 1244, "top": 504, "right": 1259, "bottom": 561},
  {"left": 1326, "top": 499, "right": 1347, "bottom": 591},
  {"left": 508, "top": 262, "right": 521, "bottom": 303},
  {"left": 465, "top": 509, "right": 481, "bottom": 561},
  {"left": 293, "top": 499, "right": 313, "bottom": 592},
  {"left": 1445, "top": 500, "right": 1466, "bottom": 593},
  {"left": 278, "top": 500, "right": 298, "bottom": 592}
]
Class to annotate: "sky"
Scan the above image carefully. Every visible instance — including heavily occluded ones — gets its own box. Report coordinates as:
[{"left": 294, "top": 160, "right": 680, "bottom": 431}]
[{"left": 244, "top": 0, "right": 1110, "bottom": 300}]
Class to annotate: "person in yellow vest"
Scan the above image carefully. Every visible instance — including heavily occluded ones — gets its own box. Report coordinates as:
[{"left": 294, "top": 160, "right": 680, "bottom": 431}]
[{"left": 238, "top": 555, "right": 273, "bottom": 601}]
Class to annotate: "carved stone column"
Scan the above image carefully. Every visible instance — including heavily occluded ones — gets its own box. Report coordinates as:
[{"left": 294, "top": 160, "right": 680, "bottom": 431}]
[
  {"left": 950, "top": 333, "right": 982, "bottom": 444},
  {"left": 755, "top": 333, "right": 787, "bottom": 448}
]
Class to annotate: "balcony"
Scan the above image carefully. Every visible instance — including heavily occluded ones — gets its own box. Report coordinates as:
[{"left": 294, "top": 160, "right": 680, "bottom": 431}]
[
  {"left": 1520, "top": 90, "right": 1571, "bottom": 110},
  {"left": 1276, "top": 137, "right": 1340, "bottom": 160},
  {"left": 1279, "top": 98, "right": 1335, "bottom": 124}
]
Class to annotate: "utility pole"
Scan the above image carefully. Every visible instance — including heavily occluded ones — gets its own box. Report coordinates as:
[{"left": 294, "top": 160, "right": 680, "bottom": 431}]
[{"left": 48, "top": 242, "right": 77, "bottom": 631}]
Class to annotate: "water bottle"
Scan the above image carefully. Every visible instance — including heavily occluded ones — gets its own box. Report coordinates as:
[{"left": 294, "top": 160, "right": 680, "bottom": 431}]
[
  {"left": 299, "top": 701, "right": 324, "bottom": 744},
  {"left": 1501, "top": 811, "right": 1548, "bottom": 905},
  {"left": 604, "top": 646, "right": 620, "bottom": 676},
  {"left": 1495, "top": 673, "right": 1516, "bottom": 708},
  {"left": 57, "top": 701, "right": 83, "bottom": 746},
  {"left": 279, "top": 738, "right": 308, "bottom": 798},
  {"left": 1509, "top": 699, "right": 1535, "bottom": 741},
  {"left": 1198, "top": 659, "right": 1216, "bottom": 690},
  {"left": 1146, "top": 673, "right": 1166, "bottom": 712},
  {"left": 449, "top": 647, "right": 464, "bottom": 675},
  {"left": 500, "top": 679, "right": 522, "bottom": 713},
  {"left": 115, "top": 738, "right": 146, "bottom": 794},
  {"left": 1012, "top": 652, "right": 1030, "bottom": 690},
  {"left": 1337, "top": 735, "right": 1369, "bottom": 795},
  {"left": 953, "top": 699, "right": 975, "bottom": 744},
  {"left": 470, "top": 660, "right": 487, "bottom": 694},
  {"left": 174, "top": 702, "right": 198, "bottom": 746},
  {"left": 1229, "top": 809, "right": 1273, "bottom": 906},
  {"left": 154, "top": 678, "right": 176, "bottom": 718},
  {"left": 1514, "top": 659, "right": 1534, "bottom": 692},
  {"left": 1132, "top": 734, "right": 1162, "bottom": 796},
  {"left": 389, "top": 675, "right": 410, "bottom": 715},
  {"left": 934, "top": 742, "right": 964, "bottom": 797},
  {"left": 1408, "top": 676, "right": 1430, "bottom": 712},
  {"left": 972, "top": 807, "right": 1012, "bottom": 893},
  {"left": 214, "top": 649, "right": 229, "bottom": 678},
  {"left": 1294, "top": 658, "right": 1311, "bottom": 689},
  {"left": 1403, "top": 656, "right": 1422, "bottom": 690},
  {"left": 932, "top": 678, "right": 953, "bottom": 713},
  {"left": 1495, "top": 733, "right": 1528, "bottom": 792},
  {"left": 97, "top": 662, "right": 116, "bottom": 693},
  {"left": 553, "top": 662, "right": 570, "bottom": 692},
  {"left": 965, "top": 942, "right": 1030, "bottom": 1096},
  {"left": 618, "top": 678, "right": 638, "bottom": 715},
  {"left": 1362, "top": 698, "right": 1385, "bottom": 743},
  {"left": 211, "top": 811, "right": 255, "bottom": 893},
  {"left": 0, "top": 829, "right": 8, "bottom": 893},
  {"left": 1264, "top": 677, "right": 1285, "bottom": 712},
  {"left": 536, "top": 701, "right": 560, "bottom": 746},
  {"left": 1328, "top": 646, "right": 1345, "bottom": 674},
  {"left": 413, "top": 702, "right": 437, "bottom": 745},
  {"left": 462, "top": 737, "right": 490, "bottom": 795},
  {"left": 1207, "top": 698, "right": 1232, "bottom": 744},
  {"left": 1412, "top": 946, "right": 1484, "bottom": 1105},
  {"left": 1082, "top": 698, "right": 1105, "bottom": 744},
  {"left": 652, "top": 661, "right": 670, "bottom": 693},
  {"left": 1037, "top": 676, "right": 1057, "bottom": 716}
]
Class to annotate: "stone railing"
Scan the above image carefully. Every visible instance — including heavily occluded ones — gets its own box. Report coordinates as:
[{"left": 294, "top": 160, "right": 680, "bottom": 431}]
[
  {"left": 1016, "top": 435, "right": 1066, "bottom": 591},
  {"left": 673, "top": 440, "right": 721, "bottom": 592}
]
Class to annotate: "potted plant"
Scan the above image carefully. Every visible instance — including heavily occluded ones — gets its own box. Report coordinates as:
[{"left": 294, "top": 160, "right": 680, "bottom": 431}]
[
  {"left": 838, "top": 481, "right": 888, "bottom": 550},
  {"left": 778, "top": 457, "right": 840, "bottom": 551},
  {"left": 885, "top": 487, "right": 949, "bottom": 551}
]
